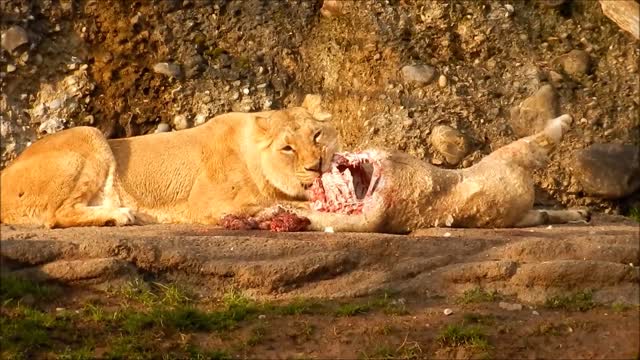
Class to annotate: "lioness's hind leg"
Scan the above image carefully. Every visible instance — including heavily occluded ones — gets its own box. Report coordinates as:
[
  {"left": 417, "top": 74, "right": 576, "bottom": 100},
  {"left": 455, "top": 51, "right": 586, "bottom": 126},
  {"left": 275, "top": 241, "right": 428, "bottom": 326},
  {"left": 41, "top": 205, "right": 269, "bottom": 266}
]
[
  {"left": 485, "top": 114, "right": 572, "bottom": 169},
  {"left": 543, "top": 209, "right": 591, "bottom": 224},
  {"left": 47, "top": 157, "right": 135, "bottom": 228},
  {"left": 514, "top": 208, "right": 591, "bottom": 227},
  {"left": 513, "top": 210, "right": 550, "bottom": 227},
  {"left": 1, "top": 126, "right": 134, "bottom": 228}
]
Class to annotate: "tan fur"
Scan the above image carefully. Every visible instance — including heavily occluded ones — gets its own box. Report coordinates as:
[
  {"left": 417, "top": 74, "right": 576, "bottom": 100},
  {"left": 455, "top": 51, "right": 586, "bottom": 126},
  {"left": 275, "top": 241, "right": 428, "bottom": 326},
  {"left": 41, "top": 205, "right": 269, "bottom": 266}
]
[
  {"left": 293, "top": 114, "right": 590, "bottom": 234},
  {"left": 0, "top": 95, "right": 339, "bottom": 228}
]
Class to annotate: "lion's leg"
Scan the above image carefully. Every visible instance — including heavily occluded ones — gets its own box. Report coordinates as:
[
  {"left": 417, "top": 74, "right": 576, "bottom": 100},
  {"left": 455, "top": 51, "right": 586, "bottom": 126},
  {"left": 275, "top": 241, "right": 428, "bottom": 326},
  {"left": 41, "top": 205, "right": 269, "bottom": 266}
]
[
  {"left": 290, "top": 208, "right": 383, "bottom": 233},
  {"left": 483, "top": 114, "right": 572, "bottom": 170},
  {"left": 513, "top": 210, "right": 550, "bottom": 227},
  {"left": 543, "top": 209, "right": 591, "bottom": 224},
  {"left": 47, "top": 155, "right": 134, "bottom": 228},
  {"left": 513, "top": 208, "right": 591, "bottom": 227},
  {"left": 1, "top": 127, "right": 135, "bottom": 228}
]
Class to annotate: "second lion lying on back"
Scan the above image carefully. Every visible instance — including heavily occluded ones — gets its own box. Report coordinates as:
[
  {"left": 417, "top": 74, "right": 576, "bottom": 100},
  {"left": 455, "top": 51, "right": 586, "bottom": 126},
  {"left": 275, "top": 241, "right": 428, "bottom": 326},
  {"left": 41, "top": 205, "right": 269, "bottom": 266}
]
[{"left": 279, "top": 113, "right": 590, "bottom": 233}]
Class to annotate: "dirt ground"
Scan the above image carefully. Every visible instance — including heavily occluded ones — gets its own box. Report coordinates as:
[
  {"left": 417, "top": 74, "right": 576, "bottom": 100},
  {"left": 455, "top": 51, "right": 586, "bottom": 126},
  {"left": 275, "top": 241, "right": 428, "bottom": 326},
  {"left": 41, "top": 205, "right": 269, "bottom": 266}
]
[
  {"left": 1, "top": 0, "right": 639, "bottom": 213},
  {"left": 1, "top": 214, "right": 639, "bottom": 358}
]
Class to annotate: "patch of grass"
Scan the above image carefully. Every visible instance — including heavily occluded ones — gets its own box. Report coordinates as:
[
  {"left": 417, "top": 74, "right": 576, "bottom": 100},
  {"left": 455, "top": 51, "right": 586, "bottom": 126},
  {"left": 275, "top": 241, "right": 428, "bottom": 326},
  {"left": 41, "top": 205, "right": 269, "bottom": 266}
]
[
  {"left": 104, "top": 334, "right": 157, "bottom": 359},
  {"left": 611, "top": 302, "right": 632, "bottom": 313},
  {"left": 0, "top": 275, "right": 61, "bottom": 305},
  {"left": 119, "top": 309, "right": 157, "bottom": 334},
  {"left": 335, "top": 293, "right": 409, "bottom": 317},
  {"left": 58, "top": 346, "right": 95, "bottom": 360},
  {"left": 437, "top": 324, "right": 491, "bottom": 350},
  {"left": 268, "top": 298, "right": 325, "bottom": 316},
  {"left": 83, "top": 303, "right": 108, "bottom": 322},
  {"left": 361, "top": 340, "right": 422, "bottom": 359},
  {"left": 162, "top": 306, "right": 218, "bottom": 331},
  {"left": 335, "top": 303, "right": 372, "bottom": 317},
  {"left": 120, "top": 279, "right": 157, "bottom": 306},
  {"left": 294, "top": 320, "right": 316, "bottom": 339},
  {"left": 533, "top": 322, "right": 570, "bottom": 336},
  {"left": 362, "top": 345, "right": 395, "bottom": 359},
  {"left": 628, "top": 207, "right": 640, "bottom": 223},
  {"left": 369, "top": 293, "right": 409, "bottom": 315},
  {"left": 115, "top": 303, "right": 256, "bottom": 334},
  {"left": 185, "top": 347, "right": 232, "bottom": 360},
  {"left": 120, "top": 279, "right": 192, "bottom": 307},
  {"left": 375, "top": 323, "right": 397, "bottom": 336},
  {"left": 0, "top": 306, "right": 71, "bottom": 357},
  {"left": 111, "top": 290, "right": 261, "bottom": 334},
  {"left": 247, "top": 324, "right": 268, "bottom": 346},
  {"left": 456, "top": 288, "right": 499, "bottom": 305},
  {"left": 154, "top": 282, "right": 193, "bottom": 307},
  {"left": 545, "top": 290, "right": 596, "bottom": 312}
]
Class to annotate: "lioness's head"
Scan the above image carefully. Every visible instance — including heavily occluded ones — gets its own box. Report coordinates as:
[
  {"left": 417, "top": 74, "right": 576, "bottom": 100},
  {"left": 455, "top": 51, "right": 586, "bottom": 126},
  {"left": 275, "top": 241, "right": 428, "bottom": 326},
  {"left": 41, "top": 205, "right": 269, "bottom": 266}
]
[{"left": 256, "top": 94, "right": 339, "bottom": 198}]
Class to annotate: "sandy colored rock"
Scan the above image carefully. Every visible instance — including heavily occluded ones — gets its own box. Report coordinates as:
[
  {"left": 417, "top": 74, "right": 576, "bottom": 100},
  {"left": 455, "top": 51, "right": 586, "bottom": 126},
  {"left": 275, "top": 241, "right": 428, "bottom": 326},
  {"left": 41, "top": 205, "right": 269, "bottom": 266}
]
[
  {"left": 1, "top": 26, "right": 29, "bottom": 52},
  {"left": 401, "top": 64, "right": 436, "bottom": 85},
  {"left": 0, "top": 0, "right": 638, "bottom": 224},
  {"left": 1, "top": 214, "right": 637, "bottom": 304},
  {"left": 153, "top": 62, "right": 182, "bottom": 78},
  {"left": 572, "top": 143, "right": 640, "bottom": 199},
  {"left": 554, "top": 49, "right": 591, "bottom": 77}
]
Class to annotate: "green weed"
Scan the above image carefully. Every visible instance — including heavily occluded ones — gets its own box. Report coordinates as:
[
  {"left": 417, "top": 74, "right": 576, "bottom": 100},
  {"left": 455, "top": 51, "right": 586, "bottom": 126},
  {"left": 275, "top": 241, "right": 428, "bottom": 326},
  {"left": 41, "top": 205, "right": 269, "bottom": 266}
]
[
  {"left": 437, "top": 324, "right": 491, "bottom": 350},
  {"left": 545, "top": 290, "right": 596, "bottom": 312},
  {"left": 0, "top": 275, "right": 61, "bottom": 305},
  {"left": 456, "top": 288, "right": 500, "bottom": 305}
]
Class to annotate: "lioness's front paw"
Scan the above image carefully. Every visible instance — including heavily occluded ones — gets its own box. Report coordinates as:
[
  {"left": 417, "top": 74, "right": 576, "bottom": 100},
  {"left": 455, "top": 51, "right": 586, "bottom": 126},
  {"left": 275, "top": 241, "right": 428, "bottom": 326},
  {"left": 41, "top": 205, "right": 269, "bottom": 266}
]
[{"left": 108, "top": 207, "right": 136, "bottom": 226}]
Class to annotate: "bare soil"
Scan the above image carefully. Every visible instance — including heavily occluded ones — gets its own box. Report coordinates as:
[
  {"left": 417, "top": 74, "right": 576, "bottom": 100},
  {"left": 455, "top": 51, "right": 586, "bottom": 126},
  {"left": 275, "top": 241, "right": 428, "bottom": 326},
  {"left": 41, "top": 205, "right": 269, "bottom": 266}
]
[
  {"left": 1, "top": 215, "right": 639, "bottom": 358},
  {"left": 1, "top": 0, "right": 639, "bottom": 213}
]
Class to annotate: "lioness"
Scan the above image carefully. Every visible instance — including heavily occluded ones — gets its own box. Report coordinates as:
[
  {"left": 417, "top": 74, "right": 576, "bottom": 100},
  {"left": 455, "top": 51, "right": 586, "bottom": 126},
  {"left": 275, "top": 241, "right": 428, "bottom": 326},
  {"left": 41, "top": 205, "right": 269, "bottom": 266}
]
[
  {"left": 0, "top": 95, "right": 338, "bottom": 228},
  {"left": 289, "top": 114, "right": 590, "bottom": 233}
]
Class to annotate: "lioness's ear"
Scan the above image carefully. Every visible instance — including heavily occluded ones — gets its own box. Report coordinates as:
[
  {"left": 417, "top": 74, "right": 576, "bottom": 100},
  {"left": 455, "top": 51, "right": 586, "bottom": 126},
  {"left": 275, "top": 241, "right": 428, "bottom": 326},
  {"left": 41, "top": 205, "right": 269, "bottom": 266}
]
[
  {"left": 255, "top": 116, "right": 270, "bottom": 133},
  {"left": 302, "top": 94, "right": 332, "bottom": 122},
  {"left": 254, "top": 116, "right": 275, "bottom": 148}
]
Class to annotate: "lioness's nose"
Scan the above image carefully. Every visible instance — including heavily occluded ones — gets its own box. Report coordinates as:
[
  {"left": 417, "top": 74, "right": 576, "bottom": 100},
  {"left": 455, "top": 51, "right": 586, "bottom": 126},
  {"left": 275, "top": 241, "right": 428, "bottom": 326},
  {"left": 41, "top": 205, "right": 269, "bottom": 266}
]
[{"left": 304, "top": 159, "right": 322, "bottom": 173}]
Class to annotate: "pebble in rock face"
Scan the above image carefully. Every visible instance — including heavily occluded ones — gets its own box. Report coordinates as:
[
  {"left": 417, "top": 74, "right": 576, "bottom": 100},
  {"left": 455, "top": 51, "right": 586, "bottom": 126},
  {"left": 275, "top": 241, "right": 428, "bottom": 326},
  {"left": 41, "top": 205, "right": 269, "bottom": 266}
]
[
  {"left": 554, "top": 49, "right": 591, "bottom": 77},
  {"left": 438, "top": 74, "right": 448, "bottom": 88},
  {"left": 153, "top": 62, "right": 182, "bottom": 78},
  {"left": 430, "top": 125, "right": 469, "bottom": 165},
  {"left": 401, "top": 64, "right": 436, "bottom": 85},
  {"left": 194, "top": 114, "right": 208, "bottom": 126},
  {"left": 572, "top": 143, "right": 640, "bottom": 199},
  {"left": 155, "top": 123, "right": 170, "bottom": 133},
  {"left": 172, "top": 114, "right": 189, "bottom": 130},
  {"left": 320, "top": 0, "right": 344, "bottom": 17},
  {"left": 509, "top": 84, "right": 559, "bottom": 137},
  {"left": 1, "top": 26, "right": 29, "bottom": 52}
]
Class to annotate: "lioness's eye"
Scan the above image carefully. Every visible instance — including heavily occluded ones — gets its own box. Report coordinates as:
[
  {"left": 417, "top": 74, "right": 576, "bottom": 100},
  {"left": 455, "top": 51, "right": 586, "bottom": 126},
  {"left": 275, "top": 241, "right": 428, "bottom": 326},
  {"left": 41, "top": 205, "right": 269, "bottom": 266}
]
[
  {"left": 281, "top": 145, "right": 295, "bottom": 153},
  {"left": 313, "top": 130, "right": 322, "bottom": 143}
]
